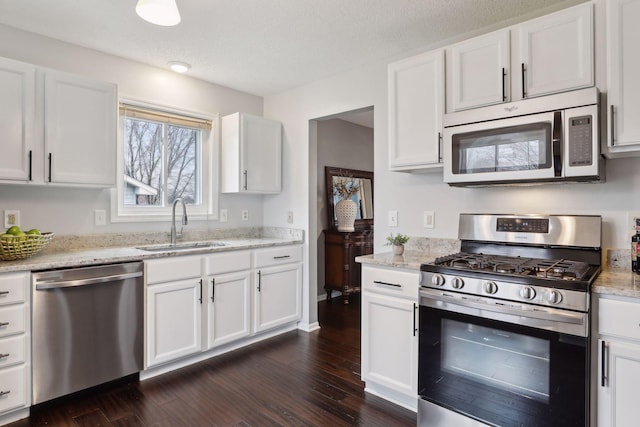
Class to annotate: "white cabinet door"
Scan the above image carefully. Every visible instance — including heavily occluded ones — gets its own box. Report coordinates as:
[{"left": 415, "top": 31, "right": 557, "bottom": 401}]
[
  {"left": 0, "top": 58, "right": 35, "bottom": 182},
  {"left": 598, "top": 339, "right": 640, "bottom": 427},
  {"left": 361, "top": 291, "right": 418, "bottom": 396},
  {"left": 448, "top": 29, "right": 510, "bottom": 111},
  {"left": 146, "top": 278, "right": 202, "bottom": 368},
  {"left": 518, "top": 3, "right": 593, "bottom": 99},
  {"left": 253, "top": 263, "right": 302, "bottom": 333},
  {"left": 221, "top": 112, "right": 282, "bottom": 194},
  {"left": 606, "top": 0, "right": 640, "bottom": 151},
  {"left": 205, "top": 271, "right": 251, "bottom": 349},
  {"left": 44, "top": 69, "right": 116, "bottom": 186},
  {"left": 388, "top": 49, "right": 444, "bottom": 171}
]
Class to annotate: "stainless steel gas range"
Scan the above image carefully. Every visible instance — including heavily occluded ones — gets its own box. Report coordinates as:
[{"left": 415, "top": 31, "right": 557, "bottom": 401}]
[{"left": 418, "top": 214, "right": 601, "bottom": 427}]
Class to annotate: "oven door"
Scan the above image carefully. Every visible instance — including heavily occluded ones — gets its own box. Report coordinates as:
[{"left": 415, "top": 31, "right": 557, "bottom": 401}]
[
  {"left": 443, "top": 111, "right": 559, "bottom": 185},
  {"left": 418, "top": 289, "right": 589, "bottom": 427}
]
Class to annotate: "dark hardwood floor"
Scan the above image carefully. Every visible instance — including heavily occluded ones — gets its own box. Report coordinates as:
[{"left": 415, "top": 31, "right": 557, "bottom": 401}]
[{"left": 10, "top": 296, "right": 416, "bottom": 426}]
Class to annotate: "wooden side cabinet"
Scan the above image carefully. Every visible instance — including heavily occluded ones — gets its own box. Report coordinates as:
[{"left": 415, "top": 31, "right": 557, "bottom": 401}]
[{"left": 323, "top": 229, "right": 373, "bottom": 304}]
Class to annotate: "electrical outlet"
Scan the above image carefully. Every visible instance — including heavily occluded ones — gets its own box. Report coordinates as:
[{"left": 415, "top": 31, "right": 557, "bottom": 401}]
[
  {"left": 424, "top": 211, "right": 435, "bottom": 229},
  {"left": 4, "top": 210, "right": 20, "bottom": 228},
  {"left": 94, "top": 210, "right": 106, "bottom": 226},
  {"left": 287, "top": 211, "right": 294, "bottom": 224},
  {"left": 388, "top": 210, "right": 398, "bottom": 227},
  {"left": 219, "top": 209, "right": 228, "bottom": 222},
  {"left": 242, "top": 210, "right": 249, "bottom": 221}
]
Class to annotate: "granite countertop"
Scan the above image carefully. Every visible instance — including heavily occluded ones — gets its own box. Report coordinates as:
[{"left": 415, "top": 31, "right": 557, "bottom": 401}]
[
  {"left": 358, "top": 250, "right": 640, "bottom": 300},
  {"left": 0, "top": 233, "right": 303, "bottom": 274}
]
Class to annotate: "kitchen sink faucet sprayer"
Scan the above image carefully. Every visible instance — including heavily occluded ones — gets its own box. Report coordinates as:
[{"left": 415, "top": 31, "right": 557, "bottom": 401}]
[{"left": 170, "top": 198, "right": 188, "bottom": 245}]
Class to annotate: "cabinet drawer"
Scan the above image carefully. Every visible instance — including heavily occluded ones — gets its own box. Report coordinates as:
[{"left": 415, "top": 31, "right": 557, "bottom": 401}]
[
  {"left": 0, "top": 336, "right": 26, "bottom": 368},
  {"left": 204, "top": 251, "right": 251, "bottom": 275},
  {"left": 0, "top": 306, "right": 25, "bottom": 339},
  {"left": 599, "top": 297, "right": 640, "bottom": 341},
  {"left": 145, "top": 255, "right": 202, "bottom": 285},
  {"left": 0, "top": 364, "right": 27, "bottom": 414},
  {"left": 362, "top": 265, "right": 419, "bottom": 300},
  {"left": 254, "top": 246, "right": 302, "bottom": 268},
  {"left": 0, "top": 273, "right": 27, "bottom": 306}
]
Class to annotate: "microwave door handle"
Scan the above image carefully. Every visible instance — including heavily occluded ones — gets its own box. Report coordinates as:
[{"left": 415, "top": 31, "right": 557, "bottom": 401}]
[{"left": 552, "top": 111, "right": 562, "bottom": 177}]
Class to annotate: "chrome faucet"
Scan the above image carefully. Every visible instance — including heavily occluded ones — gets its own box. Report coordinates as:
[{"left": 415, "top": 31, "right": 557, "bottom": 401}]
[{"left": 170, "top": 198, "right": 188, "bottom": 245}]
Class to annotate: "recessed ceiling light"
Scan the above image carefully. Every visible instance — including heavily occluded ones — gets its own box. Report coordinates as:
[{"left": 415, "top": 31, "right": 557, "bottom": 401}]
[
  {"left": 136, "top": 0, "right": 181, "bottom": 26},
  {"left": 168, "top": 61, "right": 191, "bottom": 73}
]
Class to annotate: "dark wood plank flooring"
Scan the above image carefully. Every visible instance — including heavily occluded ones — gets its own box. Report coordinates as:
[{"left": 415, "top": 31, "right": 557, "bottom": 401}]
[{"left": 10, "top": 297, "right": 416, "bottom": 426}]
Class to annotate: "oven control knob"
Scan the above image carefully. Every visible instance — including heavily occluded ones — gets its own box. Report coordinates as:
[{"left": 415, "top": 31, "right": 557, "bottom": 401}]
[
  {"left": 546, "top": 290, "right": 563, "bottom": 305},
  {"left": 451, "top": 277, "right": 464, "bottom": 289},
  {"left": 483, "top": 281, "right": 498, "bottom": 295},
  {"left": 520, "top": 286, "right": 536, "bottom": 300},
  {"left": 431, "top": 274, "right": 446, "bottom": 287}
]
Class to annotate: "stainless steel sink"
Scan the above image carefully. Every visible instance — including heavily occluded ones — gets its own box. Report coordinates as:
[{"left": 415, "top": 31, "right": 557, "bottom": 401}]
[{"left": 136, "top": 241, "right": 227, "bottom": 252}]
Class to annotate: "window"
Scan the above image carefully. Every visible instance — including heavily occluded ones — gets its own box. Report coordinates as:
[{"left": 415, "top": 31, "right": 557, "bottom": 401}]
[{"left": 113, "top": 102, "right": 218, "bottom": 221}]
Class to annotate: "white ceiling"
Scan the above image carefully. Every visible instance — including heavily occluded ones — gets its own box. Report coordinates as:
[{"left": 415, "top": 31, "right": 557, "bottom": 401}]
[{"left": 0, "top": 0, "right": 580, "bottom": 97}]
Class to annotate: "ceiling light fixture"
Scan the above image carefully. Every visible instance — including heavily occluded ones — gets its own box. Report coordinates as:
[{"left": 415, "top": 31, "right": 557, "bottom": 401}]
[
  {"left": 168, "top": 61, "right": 191, "bottom": 73},
  {"left": 136, "top": 0, "right": 181, "bottom": 26}
]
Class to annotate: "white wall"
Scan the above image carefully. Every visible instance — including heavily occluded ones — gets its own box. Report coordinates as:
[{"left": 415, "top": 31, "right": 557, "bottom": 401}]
[
  {"left": 0, "top": 24, "right": 266, "bottom": 235},
  {"left": 316, "top": 118, "right": 374, "bottom": 297},
  {"left": 264, "top": 12, "right": 640, "bottom": 328}
]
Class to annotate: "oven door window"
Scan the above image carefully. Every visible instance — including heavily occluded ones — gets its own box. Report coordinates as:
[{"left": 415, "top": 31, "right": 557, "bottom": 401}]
[
  {"left": 452, "top": 122, "right": 552, "bottom": 174},
  {"left": 419, "top": 306, "right": 587, "bottom": 427}
]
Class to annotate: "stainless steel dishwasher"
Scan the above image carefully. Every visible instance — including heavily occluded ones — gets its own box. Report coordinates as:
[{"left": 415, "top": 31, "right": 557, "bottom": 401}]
[{"left": 32, "top": 261, "right": 144, "bottom": 404}]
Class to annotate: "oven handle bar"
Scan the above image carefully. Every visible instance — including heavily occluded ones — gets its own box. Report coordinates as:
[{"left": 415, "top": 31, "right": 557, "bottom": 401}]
[{"left": 420, "top": 288, "right": 587, "bottom": 336}]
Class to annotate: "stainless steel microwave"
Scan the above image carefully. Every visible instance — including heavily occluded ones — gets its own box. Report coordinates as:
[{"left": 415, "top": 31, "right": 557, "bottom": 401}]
[{"left": 443, "top": 87, "right": 603, "bottom": 186}]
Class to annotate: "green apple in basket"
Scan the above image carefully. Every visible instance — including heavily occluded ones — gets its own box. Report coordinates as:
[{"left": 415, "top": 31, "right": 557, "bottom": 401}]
[{"left": 26, "top": 229, "right": 41, "bottom": 236}]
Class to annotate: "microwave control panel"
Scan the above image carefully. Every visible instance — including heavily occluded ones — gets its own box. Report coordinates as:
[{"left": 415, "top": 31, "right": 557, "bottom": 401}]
[{"left": 568, "top": 115, "right": 593, "bottom": 166}]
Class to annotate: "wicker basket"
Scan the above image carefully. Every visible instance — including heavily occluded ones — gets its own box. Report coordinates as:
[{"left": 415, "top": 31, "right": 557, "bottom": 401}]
[{"left": 0, "top": 232, "right": 54, "bottom": 261}]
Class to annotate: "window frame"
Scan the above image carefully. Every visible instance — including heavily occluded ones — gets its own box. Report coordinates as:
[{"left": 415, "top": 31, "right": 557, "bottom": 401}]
[{"left": 111, "top": 98, "right": 219, "bottom": 222}]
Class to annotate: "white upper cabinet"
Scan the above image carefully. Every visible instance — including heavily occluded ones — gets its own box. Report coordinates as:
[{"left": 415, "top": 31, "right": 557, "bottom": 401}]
[
  {"left": 447, "top": 29, "right": 510, "bottom": 111},
  {"left": 388, "top": 49, "right": 444, "bottom": 171},
  {"left": 44, "top": 69, "right": 117, "bottom": 186},
  {"left": 0, "top": 58, "right": 35, "bottom": 183},
  {"left": 518, "top": 3, "right": 594, "bottom": 99},
  {"left": 605, "top": 0, "right": 640, "bottom": 155},
  {"left": 0, "top": 57, "right": 116, "bottom": 186},
  {"left": 221, "top": 112, "right": 282, "bottom": 194}
]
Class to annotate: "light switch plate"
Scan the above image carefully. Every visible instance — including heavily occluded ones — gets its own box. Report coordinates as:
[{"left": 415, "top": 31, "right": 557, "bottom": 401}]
[
  {"left": 219, "top": 209, "right": 228, "bottom": 222},
  {"left": 4, "top": 210, "right": 20, "bottom": 228},
  {"left": 424, "top": 211, "right": 435, "bottom": 229},
  {"left": 388, "top": 210, "right": 398, "bottom": 227},
  {"left": 94, "top": 210, "right": 106, "bottom": 226}
]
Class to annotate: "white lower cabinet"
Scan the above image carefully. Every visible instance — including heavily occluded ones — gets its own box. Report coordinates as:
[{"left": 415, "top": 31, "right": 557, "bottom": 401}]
[
  {"left": 361, "top": 264, "right": 419, "bottom": 411},
  {"left": 0, "top": 272, "right": 30, "bottom": 425},
  {"left": 253, "top": 246, "right": 303, "bottom": 333},
  {"left": 597, "top": 296, "right": 640, "bottom": 427},
  {"left": 145, "top": 256, "right": 202, "bottom": 368}
]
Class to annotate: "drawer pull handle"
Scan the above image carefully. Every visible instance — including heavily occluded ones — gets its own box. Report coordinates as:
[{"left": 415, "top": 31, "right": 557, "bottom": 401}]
[
  {"left": 0, "top": 291, "right": 9, "bottom": 296},
  {"left": 0, "top": 322, "right": 9, "bottom": 328},
  {"left": 273, "top": 255, "right": 291, "bottom": 260},
  {"left": 0, "top": 354, "right": 9, "bottom": 359},
  {"left": 373, "top": 280, "right": 402, "bottom": 288},
  {"left": 0, "top": 391, "right": 10, "bottom": 397}
]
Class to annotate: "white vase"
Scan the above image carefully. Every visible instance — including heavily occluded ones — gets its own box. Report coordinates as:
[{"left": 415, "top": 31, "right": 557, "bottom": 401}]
[
  {"left": 392, "top": 244, "right": 405, "bottom": 255},
  {"left": 335, "top": 199, "right": 357, "bottom": 232}
]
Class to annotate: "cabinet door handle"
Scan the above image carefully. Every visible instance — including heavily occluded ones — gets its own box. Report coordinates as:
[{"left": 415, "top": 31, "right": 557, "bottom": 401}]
[
  {"left": 273, "top": 255, "right": 290, "bottom": 260},
  {"left": 601, "top": 340, "right": 607, "bottom": 387},
  {"left": 373, "top": 280, "right": 401, "bottom": 288},
  {"left": 413, "top": 303, "right": 418, "bottom": 337},
  {"left": 211, "top": 278, "right": 215, "bottom": 302},
  {"left": 501, "top": 67, "right": 507, "bottom": 101},
  {"left": 198, "top": 279, "right": 203, "bottom": 304},
  {"left": 0, "top": 391, "right": 10, "bottom": 398},
  {"left": 521, "top": 63, "right": 526, "bottom": 98},
  {"left": 28, "top": 150, "right": 33, "bottom": 181},
  {"left": 0, "top": 291, "right": 9, "bottom": 296},
  {"left": 0, "top": 322, "right": 9, "bottom": 328},
  {"left": 243, "top": 170, "right": 248, "bottom": 190},
  {"left": 437, "top": 132, "right": 443, "bottom": 163},
  {"left": 257, "top": 270, "right": 262, "bottom": 292},
  {"left": 48, "top": 153, "right": 52, "bottom": 182},
  {"left": 0, "top": 353, "right": 9, "bottom": 359},
  {"left": 610, "top": 104, "right": 616, "bottom": 146}
]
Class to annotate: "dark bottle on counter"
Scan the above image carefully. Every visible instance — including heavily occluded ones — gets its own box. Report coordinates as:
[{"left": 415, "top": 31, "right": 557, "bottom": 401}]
[{"left": 634, "top": 219, "right": 640, "bottom": 273}]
